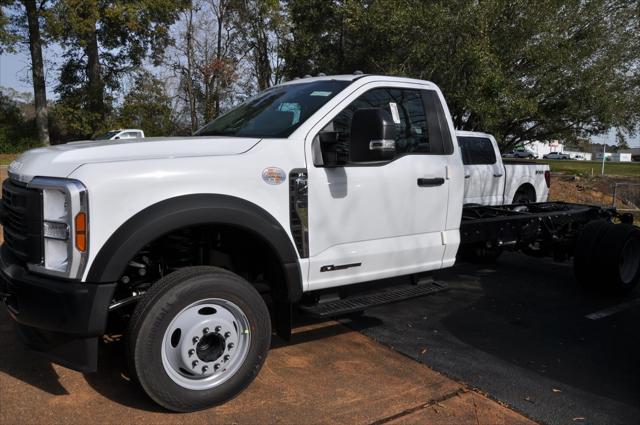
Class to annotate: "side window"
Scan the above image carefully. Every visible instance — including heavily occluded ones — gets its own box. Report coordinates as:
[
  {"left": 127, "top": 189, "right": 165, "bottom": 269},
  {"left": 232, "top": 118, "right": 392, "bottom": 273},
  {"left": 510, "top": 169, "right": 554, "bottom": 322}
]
[
  {"left": 124, "top": 131, "right": 141, "bottom": 138},
  {"left": 327, "top": 88, "right": 429, "bottom": 157},
  {"left": 325, "top": 87, "right": 453, "bottom": 160},
  {"left": 457, "top": 137, "right": 497, "bottom": 165}
]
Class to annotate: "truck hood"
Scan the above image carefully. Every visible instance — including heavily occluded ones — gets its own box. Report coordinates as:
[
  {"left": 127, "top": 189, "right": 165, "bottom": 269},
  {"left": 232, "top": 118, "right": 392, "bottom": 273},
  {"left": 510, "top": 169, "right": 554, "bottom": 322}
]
[{"left": 8, "top": 136, "right": 262, "bottom": 182}]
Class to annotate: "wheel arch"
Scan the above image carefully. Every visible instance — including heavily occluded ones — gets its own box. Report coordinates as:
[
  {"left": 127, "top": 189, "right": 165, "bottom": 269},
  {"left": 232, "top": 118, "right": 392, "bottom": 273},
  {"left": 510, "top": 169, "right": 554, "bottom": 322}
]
[
  {"left": 86, "top": 194, "right": 303, "bottom": 302},
  {"left": 513, "top": 182, "right": 536, "bottom": 202}
]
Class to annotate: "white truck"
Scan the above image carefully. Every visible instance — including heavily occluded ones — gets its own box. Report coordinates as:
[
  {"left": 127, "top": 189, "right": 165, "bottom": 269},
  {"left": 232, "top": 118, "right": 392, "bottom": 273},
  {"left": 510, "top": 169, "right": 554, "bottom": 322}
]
[
  {"left": 94, "top": 129, "right": 145, "bottom": 140},
  {"left": 1, "top": 75, "right": 638, "bottom": 412},
  {"left": 456, "top": 131, "right": 549, "bottom": 205}
]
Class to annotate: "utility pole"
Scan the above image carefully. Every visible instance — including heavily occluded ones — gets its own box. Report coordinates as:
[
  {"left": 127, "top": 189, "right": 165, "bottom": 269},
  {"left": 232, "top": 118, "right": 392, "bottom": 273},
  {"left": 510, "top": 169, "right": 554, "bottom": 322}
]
[{"left": 601, "top": 143, "right": 606, "bottom": 175}]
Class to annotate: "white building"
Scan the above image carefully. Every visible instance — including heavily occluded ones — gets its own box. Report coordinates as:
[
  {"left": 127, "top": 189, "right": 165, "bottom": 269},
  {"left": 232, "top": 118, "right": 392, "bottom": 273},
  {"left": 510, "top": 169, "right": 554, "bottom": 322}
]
[
  {"left": 594, "top": 152, "right": 633, "bottom": 162},
  {"left": 524, "top": 140, "right": 564, "bottom": 158}
]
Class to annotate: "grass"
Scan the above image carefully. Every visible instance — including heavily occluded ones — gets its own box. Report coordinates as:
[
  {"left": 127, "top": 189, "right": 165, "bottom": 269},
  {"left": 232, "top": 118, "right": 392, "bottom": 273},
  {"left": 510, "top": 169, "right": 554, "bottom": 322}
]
[
  {"left": 505, "top": 158, "right": 640, "bottom": 177},
  {"left": 0, "top": 154, "right": 18, "bottom": 166}
]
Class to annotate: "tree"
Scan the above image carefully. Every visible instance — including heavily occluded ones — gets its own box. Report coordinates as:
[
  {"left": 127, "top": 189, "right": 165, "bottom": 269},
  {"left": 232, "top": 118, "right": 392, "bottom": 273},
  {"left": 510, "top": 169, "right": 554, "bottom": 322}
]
[
  {"left": 118, "top": 70, "right": 177, "bottom": 136},
  {"left": 616, "top": 129, "right": 630, "bottom": 151},
  {"left": 46, "top": 0, "right": 187, "bottom": 135},
  {"left": 23, "top": 0, "right": 49, "bottom": 145},
  {"left": 283, "top": 0, "right": 640, "bottom": 151},
  {"left": 170, "top": 0, "right": 243, "bottom": 132},
  {"left": 231, "top": 0, "right": 287, "bottom": 91},
  {"left": 0, "top": 88, "right": 38, "bottom": 152},
  {"left": 1, "top": 0, "right": 50, "bottom": 146}
]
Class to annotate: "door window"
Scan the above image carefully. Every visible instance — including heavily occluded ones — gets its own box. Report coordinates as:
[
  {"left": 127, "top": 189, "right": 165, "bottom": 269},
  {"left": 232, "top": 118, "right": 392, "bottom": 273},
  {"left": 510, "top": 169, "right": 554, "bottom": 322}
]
[
  {"left": 325, "top": 88, "right": 452, "bottom": 160},
  {"left": 457, "top": 137, "right": 497, "bottom": 165}
]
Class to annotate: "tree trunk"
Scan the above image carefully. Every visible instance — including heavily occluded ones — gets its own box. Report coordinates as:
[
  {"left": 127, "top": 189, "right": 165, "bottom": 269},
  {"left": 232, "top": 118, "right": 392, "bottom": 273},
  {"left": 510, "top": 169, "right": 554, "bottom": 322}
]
[
  {"left": 85, "top": 21, "right": 104, "bottom": 133},
  {"left": 185, "top": 7, "right": 198, "bottom": 133},
  {"left": 23, "top": 0, "right": 49, "bottom": 146}
]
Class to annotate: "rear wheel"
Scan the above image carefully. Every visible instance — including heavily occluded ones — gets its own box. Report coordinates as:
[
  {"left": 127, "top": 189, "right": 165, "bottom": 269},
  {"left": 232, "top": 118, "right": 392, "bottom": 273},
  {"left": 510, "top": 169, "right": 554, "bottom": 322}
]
[
  {"left": 574, "top": 222, "right": 640, "bottom": 294},
  {"left": 597, "top": 224, "right": 640, "bottom": 294},
  {"left": 573, "top": 220, "right": 610, "bottom": 288},
  {"left": 512, "top": 186, "right": 535, "bottom": 204},
  {"left": 127, "top": 266, "right": 271, "bottom": 412}
]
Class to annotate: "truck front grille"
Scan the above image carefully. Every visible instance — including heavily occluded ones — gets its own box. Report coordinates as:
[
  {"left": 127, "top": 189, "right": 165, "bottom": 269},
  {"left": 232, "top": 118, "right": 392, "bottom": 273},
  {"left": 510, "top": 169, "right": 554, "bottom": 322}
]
[{"left": 1, "top": 179, "right": 43, "bottom": 264}]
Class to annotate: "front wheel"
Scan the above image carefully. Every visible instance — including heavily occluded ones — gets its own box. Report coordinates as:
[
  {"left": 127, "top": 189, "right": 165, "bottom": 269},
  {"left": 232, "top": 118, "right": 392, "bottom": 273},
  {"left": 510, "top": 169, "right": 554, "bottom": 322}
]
[{"left": 127, "top": 266, "right": 271, "bottom": 412}]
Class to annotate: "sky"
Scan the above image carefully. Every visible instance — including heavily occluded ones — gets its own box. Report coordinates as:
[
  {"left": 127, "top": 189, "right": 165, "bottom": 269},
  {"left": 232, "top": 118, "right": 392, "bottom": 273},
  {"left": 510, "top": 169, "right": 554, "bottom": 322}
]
[{"left": 1, "top": 49, "right": 639, "bottom": 148}]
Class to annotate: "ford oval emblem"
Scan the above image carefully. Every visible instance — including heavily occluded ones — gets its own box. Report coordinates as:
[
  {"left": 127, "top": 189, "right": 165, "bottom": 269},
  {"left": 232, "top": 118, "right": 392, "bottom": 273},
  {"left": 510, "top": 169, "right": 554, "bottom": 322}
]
[{"left": 262, "top": 167, "right": 286, "bottom": 185}]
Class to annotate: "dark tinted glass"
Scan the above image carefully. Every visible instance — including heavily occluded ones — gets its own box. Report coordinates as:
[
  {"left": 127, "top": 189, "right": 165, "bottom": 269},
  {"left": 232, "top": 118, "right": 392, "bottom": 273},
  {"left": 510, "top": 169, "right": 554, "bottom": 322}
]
[
  {"left": 328, "top": 88, "right": 429, "bottom": 156},
  {"left": 196, "top": 80, "right": 350, "bottom": 138},
  {"left": 457, "top": 136, "right": 497, "bottom": 165}
]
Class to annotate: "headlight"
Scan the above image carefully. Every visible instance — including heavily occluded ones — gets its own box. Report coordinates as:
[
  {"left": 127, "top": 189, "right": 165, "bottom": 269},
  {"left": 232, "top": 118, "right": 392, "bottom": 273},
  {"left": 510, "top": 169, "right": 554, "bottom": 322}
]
[{"left": 27, "top": 177, "right": 89, "bottom": 280}]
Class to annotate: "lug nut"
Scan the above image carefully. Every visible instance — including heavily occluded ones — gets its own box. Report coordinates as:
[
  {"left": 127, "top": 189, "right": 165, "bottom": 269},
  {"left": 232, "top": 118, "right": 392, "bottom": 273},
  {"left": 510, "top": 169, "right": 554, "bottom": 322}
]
[
  {"left": 202, "top": 365, "right": 209, "bottom": 373},
  {"left": 192, "top": 336, "right": 199, "bottom": 344},
  {"left": 203, "top": 327, "right": 210, "bottom": 334},
  {"left": 224, "top": 332, "right": 231, "bottom": 338},
  {"left": 214, "top": 363, "right": 220, "bottom": 371},
  {"left": 223, "top": 355, "right": 230, "bottom": 362},
  {"left": 188, "top": 349, "right": 195, "bottom": 357},
  {"left": 227, "top": 342, "right": 234, "bottom": 349},
  {"left": 192, "top": 360, "right": 199, "bottom": 368},
  {"left": 215, "top": 326, "right": 222, "bottom": 333}
]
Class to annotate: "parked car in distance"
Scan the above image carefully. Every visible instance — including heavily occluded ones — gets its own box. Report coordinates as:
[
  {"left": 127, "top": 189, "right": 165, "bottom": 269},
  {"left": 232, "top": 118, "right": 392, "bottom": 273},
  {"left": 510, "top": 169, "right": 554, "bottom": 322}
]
[
  {"left": 95, "top": 129, "right": 145, "bottom": 140},
  {"left": 543, "top": 151, "right": 570, "bottom": 160},
  {"left": 502, "top": 148, "right": 537, "bottom": 159}
]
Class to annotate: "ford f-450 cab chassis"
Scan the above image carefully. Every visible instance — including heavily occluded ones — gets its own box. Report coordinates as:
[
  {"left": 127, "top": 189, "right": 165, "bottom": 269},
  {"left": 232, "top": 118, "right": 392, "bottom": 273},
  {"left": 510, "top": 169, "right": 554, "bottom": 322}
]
[{"left": 1, "top": 75, "right": 638, "bottom": 412}]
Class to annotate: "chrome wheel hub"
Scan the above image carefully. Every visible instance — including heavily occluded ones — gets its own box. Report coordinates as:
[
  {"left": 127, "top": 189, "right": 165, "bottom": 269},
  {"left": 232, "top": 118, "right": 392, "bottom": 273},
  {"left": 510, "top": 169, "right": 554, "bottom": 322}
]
[{"left": 161, "top": 298, "right": 251, "bottom": 390}]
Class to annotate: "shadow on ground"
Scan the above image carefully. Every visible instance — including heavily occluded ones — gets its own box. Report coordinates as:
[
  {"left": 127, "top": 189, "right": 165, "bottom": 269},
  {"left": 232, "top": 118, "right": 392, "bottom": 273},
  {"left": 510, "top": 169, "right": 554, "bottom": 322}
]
[{"left": 348, "top": 252, "right": 640, "bottom": 425}]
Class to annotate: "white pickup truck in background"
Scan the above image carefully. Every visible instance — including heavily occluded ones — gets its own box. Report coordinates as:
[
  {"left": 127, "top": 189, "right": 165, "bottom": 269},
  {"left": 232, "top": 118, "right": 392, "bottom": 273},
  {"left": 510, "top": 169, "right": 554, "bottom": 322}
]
[{"left": 456, "top": 130, "right": 550, "bottom": 205}]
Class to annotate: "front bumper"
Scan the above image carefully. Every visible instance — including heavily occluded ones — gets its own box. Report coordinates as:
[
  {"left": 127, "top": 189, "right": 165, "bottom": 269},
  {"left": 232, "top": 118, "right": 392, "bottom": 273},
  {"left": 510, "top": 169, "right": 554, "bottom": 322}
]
[{"left": 0, "top": 247, "right": 116, "bottom": 372}]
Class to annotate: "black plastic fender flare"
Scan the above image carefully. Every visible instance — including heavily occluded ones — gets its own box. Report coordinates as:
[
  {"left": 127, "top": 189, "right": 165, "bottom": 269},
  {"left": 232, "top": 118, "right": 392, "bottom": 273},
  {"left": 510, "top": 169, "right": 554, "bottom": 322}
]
[{"left": 86, "top": 194, "right": 303, "bottom": 302}]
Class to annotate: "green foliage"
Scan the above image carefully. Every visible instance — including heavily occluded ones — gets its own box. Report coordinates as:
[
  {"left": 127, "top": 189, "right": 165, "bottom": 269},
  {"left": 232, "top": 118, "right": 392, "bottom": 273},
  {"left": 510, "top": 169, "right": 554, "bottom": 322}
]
[
  {"left": 0, "top": 90, "right": 39, "bottom": 153},
  {"left": 45, "top": 0, "right": 188, "bottom": 129},
  {"left": 525, "top": 159, "right": 640, "bottom": 178},
  {"left": 0, "top": 0, "right": 20, "bottom": 53},
  {"left": 117, "top": 71, "right": 177, "bottom": 136},
  {"left": 284, "top": 0, "right": 640, "bottom": 150}
]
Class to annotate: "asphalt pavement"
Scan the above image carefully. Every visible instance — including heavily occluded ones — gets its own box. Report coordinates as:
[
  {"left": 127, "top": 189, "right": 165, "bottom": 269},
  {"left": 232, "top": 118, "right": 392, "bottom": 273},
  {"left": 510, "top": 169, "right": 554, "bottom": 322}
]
[{"left": 348, "top": 252, "right": 640, "bottom": 425}]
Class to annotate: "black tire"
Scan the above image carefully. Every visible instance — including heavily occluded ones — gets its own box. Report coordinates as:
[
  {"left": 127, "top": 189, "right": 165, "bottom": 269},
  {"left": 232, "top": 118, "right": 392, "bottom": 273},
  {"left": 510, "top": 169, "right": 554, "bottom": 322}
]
[
  {"left": 595, "top": 224, "right": 640, "bottom": 294},
  {"left": 573, "top": 220, "right": 610, "bottom": 288},
  {"left": 127, "top": 266, "right": 271, "bottom": 412},
  {"left": 512, "top": 187, "right": 535, "bottom": 204}
]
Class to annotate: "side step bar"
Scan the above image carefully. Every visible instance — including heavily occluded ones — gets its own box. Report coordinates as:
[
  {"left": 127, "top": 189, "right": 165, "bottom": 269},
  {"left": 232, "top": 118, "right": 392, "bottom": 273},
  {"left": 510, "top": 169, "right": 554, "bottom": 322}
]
[{"left": 299, "top": 280, "right": 448, "bottom": 318}]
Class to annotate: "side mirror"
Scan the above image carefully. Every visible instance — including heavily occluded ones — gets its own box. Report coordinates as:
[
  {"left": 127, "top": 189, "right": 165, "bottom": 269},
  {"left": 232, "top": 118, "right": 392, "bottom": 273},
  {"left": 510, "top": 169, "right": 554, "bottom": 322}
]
[
  {"left": 318, "top": 131, "right": 340, "bottom": 166},
  {"left": 350, "top": 108, "right": 397, "bottom": 162},
  {"left": 114, "top": 136, "right": 120, "bottom": 140}
]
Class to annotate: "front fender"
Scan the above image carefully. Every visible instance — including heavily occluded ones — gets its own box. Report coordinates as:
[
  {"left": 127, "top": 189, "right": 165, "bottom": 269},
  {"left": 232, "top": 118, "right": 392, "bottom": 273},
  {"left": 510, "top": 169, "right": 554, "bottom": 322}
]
[{"left": 86, "top": 194, "right": 303, "bottom": 302}]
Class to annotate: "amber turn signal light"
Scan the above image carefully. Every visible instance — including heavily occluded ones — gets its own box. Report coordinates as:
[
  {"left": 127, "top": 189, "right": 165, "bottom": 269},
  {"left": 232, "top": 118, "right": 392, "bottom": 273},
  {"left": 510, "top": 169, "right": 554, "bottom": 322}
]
[{"left": 75, "top": 212, "right": 87, "bottom": 252}]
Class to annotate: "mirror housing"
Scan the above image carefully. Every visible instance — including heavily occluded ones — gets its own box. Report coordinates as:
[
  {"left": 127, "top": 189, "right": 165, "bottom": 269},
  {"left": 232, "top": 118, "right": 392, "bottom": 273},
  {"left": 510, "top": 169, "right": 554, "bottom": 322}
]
[
  {"left": 318, "top": 131, "right": 340, "bottom": 166},
  {"left": 350, "top": 108, "right": 397, "bottom": 162}
]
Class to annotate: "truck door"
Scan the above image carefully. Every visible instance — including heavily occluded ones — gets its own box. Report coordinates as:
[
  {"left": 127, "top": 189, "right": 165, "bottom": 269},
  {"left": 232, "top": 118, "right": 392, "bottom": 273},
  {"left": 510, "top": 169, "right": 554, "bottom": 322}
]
[
  {"left": 304, "top": 83, "right": 459, "bottom": 291},
  {"left": 458, "top": 136, "right": 505, "bottom": 205}
]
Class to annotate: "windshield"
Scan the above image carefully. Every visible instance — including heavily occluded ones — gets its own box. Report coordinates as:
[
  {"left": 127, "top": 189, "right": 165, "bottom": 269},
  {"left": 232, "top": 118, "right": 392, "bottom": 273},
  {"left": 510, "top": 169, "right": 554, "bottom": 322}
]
[
  {"left": 95, "top": 131, "right": 119, "bottom": 140},
  {"left": 195, "top": 80, "right": 351, "bottom": 138}
]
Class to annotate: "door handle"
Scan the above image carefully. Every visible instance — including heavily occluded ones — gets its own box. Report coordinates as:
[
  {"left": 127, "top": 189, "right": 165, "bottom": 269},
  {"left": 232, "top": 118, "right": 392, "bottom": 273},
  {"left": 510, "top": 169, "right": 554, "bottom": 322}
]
[
  {"left": 493, "top": 173, "right": 503, "bottom": 178},
  {"left": 417, "top": 177, "right": 445, "bottom": 187},
  {"left": 464, "top": 174, "right": 471, "bottom": 179}
]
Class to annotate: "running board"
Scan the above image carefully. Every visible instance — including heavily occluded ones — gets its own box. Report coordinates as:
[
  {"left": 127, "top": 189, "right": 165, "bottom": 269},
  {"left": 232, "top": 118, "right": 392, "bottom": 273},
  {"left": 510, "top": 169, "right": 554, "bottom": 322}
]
[{"left": 299, "top": 280, "right": 448, "bottom": 318}]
